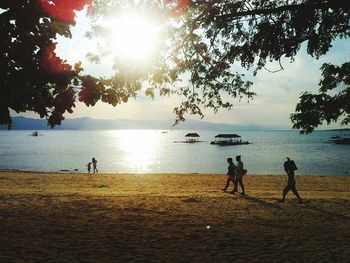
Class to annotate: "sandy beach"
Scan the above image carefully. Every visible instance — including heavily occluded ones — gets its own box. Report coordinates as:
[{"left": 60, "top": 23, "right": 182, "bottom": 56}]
[{"left": 0, "top": 171, "right": 349, "bottom": 262}]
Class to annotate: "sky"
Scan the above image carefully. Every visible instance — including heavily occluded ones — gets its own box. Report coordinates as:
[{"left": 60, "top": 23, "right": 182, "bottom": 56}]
[{"left": 19, "top": 7, "right": 350, "bottom": 129}]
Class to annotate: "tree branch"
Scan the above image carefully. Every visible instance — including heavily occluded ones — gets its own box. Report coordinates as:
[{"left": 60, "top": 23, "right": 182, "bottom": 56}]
[{"left": 217, "top": 0, "right": 350, "bottom": 22}]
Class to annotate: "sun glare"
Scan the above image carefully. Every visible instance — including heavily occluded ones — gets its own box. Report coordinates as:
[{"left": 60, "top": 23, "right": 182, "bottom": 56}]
[
  {"left": 116, "top": 130, "right": 160, "bottom": 172},
  {"left": 109, "top": 12, "right": 160, "bottom": 63}
]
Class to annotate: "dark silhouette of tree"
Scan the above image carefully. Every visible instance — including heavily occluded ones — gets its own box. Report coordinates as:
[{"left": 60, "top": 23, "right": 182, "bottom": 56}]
[
  {"left": 158, "top": 0, "right": 350, "bottom": 132},
  {"left": 1, "top": 0, "right": 349, "bottom": 133},
  {"left": 291, "top": 62, "right": 350, "bottom": 133},
  {"left": 0, "top": 0, "right": 87, "bottom": 128},
  {"left": 0, "top": 0, "right": 157, "bottom": 129}
]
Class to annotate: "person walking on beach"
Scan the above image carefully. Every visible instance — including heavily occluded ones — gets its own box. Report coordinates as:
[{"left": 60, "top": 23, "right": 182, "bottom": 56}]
[
  {"left": 87, "top": 162, "right": 92, "bottom": 174},
  {"left": 92, "top": 157, "right": 98, "bottom": 173},
  {"left": 233, "top": 155, "right": 246, "bottom": 195},
  {"left": 278, "top": 157, "right": 303, "bottom": 203},
  {"left": 222, "top": 158, "right": 236, "bottom": 192}
]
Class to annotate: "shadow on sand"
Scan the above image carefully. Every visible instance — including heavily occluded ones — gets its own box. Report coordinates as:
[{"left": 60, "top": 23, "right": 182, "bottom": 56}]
[
  {"left": 301, "top": 202, "right": 350, "bottom": 221},
  {"left": 238, "top": 194, "right": 349, "bottom": 223},
  {"left": 239, "top": 193, "right": 283, "bottom": 211}
]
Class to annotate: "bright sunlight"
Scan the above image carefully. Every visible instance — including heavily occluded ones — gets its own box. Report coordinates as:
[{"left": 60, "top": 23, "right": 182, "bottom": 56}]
[
  {"left": 109, "top": 11, "right": 161, "bottom": 64},
  {"left": 114, "top": 130, "right": 160, "bottom": 172}
]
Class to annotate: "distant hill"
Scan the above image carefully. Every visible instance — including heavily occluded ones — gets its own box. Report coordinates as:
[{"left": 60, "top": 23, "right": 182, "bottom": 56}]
[{"left": 0, "top": 116, "right": 286, "bottom": 130}]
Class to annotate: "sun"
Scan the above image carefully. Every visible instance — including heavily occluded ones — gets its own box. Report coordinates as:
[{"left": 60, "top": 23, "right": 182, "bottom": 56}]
[{"left": 109, "top": 11, "right": 161, "bottom": 64}]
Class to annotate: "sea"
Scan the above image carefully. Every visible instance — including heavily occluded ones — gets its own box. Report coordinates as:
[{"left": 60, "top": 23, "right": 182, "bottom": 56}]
[{"left": 0, "top": 130, "right": 349, "bottom": 176}]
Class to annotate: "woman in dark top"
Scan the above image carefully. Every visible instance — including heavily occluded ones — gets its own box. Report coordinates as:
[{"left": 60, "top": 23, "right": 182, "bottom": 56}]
[{"left": 222, "top": 158, "right": 236, "bottom": 192}]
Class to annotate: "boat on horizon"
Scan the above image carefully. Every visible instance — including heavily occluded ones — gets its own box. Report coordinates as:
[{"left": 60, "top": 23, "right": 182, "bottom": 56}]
[
  {"left": 330, "top": 129, "right": 350, "bottom": 144},
  {"left": 28, "top": 131, "right": 44, "bottom": 136},
  {"left": 29, "top": 131, "right": 39, "bottom": 136},
  {"left": 210, "top": 133, "right": 250, "bottom": 146}
]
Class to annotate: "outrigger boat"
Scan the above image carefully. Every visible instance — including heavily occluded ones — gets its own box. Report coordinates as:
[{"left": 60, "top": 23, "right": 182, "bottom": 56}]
[
  {"left": 210, "top": 133, "right": 250, "bottom": 146},
  {"left": 28, "top": 131, "right": 43, "bottom": 136},
  {"left": 330, "top": 129, "right": 350, "bottom": 144},
  {"left": 29, "top": 131, "right": 39, "bottom": 136}
]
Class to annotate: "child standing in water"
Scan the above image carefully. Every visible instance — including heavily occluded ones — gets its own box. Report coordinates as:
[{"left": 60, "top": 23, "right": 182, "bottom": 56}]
[{"left": 86, "top": 162, "right": 92, "bottom": 174}]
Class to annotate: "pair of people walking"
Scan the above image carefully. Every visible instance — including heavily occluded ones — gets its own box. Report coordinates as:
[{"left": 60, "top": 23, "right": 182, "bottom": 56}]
[
  {"left": 87, "top": 157, "right": 98, "bottom": 174},
  {"left": 222, "top": 155, "right": 246, "bottom": 194}
]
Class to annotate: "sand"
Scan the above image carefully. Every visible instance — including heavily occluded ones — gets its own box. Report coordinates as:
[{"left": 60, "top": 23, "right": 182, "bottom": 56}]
[{"left": 0, "top": 171, "right": 349, "bottom": 262}]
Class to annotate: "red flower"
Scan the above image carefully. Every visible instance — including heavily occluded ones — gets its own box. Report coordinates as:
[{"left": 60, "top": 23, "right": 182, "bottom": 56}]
[
  {"left": 40, "top": 43, "right": 72, "bottom": 73},
  {"left": 37, "top": 0, "right": 89, "bottom": 23}
]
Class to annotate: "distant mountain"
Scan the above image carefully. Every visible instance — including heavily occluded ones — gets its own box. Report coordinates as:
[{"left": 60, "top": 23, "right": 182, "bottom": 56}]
[{"left": 0, "top": 116, "right": 286, "bottom": 130}]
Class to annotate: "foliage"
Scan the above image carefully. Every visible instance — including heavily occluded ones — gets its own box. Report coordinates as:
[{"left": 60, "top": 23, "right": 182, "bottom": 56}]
[
  {"left": 164, "top": 0, "right": 350, "bottom": 131},
  {"left": 0, "top": 0, "right": 86, "bottom": 128},
  {"left": 1, "top": 0, "right": 350, "bottom": 132},
  {"left": 291, "top": 62, "right": 350, "bottom": 133},
  {"left": 86, "top": 0, "right": 257, "bottom": 124},
  {"left": 80, "top": 0, "right": 350, "bottom": 130}
]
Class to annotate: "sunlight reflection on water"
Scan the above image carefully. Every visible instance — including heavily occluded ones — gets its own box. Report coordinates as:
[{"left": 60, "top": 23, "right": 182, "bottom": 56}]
[
  {"left": 0, "top": 130, "right": 350, "bottom": 175},
  {"left": 113, "top": 130, "right": 160, "bottom": 172}
]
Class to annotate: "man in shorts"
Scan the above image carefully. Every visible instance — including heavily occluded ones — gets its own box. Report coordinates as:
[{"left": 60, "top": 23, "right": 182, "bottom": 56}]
[{"left": 278, "top": 157, "right": 303, "bottom": 203}]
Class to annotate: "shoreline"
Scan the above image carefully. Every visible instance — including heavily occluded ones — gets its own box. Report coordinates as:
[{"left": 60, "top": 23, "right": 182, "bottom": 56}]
[
  {"left": 0, "top": 169, "right": 348, "bottom": 176},
  {"left": 1, "top": 171, "right": 349, "bottom": 262}
]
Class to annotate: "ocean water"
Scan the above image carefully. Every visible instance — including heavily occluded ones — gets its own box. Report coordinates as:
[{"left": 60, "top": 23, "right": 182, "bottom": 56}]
[{"left": 0, "top": 130, "right": 349, "bottom": 175}]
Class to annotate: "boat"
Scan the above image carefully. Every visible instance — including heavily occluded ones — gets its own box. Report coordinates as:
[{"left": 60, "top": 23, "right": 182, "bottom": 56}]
[
  {"left": 28, "top": 131, "right": 43, "bottom": 136},
  {"left": 185, "top": 133, "right": 200, "bottom": 143},
  {"left": 29, "top": 131, "right": 39, "bottom": 136},
  {"left": 210, "top": 133, "right": 250, "bottom": 146},
  {"left": 330, "top": 129, "right": 350, "bottom": 144}
]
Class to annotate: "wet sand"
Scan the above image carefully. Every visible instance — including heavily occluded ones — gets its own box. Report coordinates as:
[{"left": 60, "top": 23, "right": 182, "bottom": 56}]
[{"left": 0, "top": 171, "right": 349, "bottom": 262}]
